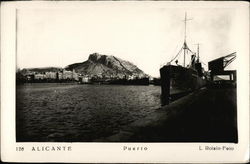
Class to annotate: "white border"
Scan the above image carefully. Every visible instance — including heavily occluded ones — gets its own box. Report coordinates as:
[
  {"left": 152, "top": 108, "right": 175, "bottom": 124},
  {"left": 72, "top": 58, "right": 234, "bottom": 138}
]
[{"left": 1, "top": 1, "right": 249, "bottom": 163}]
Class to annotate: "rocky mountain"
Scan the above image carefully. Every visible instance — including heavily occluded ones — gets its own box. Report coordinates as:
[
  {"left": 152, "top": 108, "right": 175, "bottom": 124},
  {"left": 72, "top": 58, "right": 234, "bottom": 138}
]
[{"left": 65, "top": 53, "right": 147, "bottom": 78}]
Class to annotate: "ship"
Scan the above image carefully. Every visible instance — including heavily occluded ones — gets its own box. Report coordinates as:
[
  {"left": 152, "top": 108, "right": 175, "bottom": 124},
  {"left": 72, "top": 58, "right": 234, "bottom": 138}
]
[{"left": 160, "top": 13, "right": 207, "bottom": 105}]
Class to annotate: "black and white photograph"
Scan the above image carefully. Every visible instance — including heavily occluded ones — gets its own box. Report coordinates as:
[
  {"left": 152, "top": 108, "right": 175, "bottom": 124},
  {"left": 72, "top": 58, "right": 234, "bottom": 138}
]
[
  {"left": 15, "top": 4, "right": 239, "bottom": 143},
  {"left": 1, "top": 1, "right": 249, "bottom": 163}
]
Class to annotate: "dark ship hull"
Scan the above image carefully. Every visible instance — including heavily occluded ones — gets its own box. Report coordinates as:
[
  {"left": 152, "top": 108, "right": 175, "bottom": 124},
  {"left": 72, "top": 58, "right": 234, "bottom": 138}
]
[{"left": 160, "top": 65, "right": 206, "bottom": 105}]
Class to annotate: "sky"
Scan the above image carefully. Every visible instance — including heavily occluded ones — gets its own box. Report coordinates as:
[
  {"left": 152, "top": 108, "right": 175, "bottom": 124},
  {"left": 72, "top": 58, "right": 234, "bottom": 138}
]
[{"left": 17, "top": 2, "right": 238, "bottom": 77}]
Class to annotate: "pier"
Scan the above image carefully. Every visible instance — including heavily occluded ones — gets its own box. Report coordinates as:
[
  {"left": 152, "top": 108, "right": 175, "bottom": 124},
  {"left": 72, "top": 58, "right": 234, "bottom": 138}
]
[{"left": 97, "top": 86, "right": 237, "bottom": 142}]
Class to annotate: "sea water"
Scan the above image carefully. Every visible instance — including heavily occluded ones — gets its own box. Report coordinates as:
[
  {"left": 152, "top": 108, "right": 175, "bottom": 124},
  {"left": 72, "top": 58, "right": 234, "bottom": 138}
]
[{"left": 16, "top": 83, "right": 161, "bottom": 142}]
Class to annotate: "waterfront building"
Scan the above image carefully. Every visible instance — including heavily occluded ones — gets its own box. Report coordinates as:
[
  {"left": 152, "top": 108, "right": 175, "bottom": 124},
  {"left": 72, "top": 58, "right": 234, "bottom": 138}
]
[
  {"left": 128, "top": 75, "right": 137, "bottom": 80},
  {"left": 34, "top": 73, "right": 46, "bottom": 80},
  {"left": 62, "top": 69, "right": 73, "bottom": 80},
  {"left": 81, "top": 76, "right": 90, "bottom": 83},
  {"left": 18, "top": 68, "right": 80, "bottom": 82},
  {"left": 56, "top": 72, "right": 63, "bottom": 80},
  {"left": 72, "top": 69, "right": 79, "bottom": 81},
  {"left": 45, "top": 72, "right": 57, "bottom": 79}
]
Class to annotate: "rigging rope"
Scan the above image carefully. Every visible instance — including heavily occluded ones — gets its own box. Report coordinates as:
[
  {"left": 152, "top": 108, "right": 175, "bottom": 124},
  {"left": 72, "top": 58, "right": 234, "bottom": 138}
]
[
  {"left": 169, "top": 45, "right": 184, "bottom": 63},
  {"left": 169, "top": 43, "right": 206, "bottom": 68}
]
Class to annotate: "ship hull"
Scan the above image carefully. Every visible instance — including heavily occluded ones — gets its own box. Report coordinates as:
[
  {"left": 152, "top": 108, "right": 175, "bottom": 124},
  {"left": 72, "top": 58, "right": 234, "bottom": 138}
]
[{"left": 160, "top": 65, "right": 206, "bottom": 105}]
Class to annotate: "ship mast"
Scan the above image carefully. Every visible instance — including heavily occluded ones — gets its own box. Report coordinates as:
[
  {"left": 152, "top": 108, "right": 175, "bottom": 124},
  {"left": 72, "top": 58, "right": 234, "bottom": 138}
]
[
  {"left": 197, "top": 43, "right": 200, "bottom": 62},
  {"left": 168, "top": 13, "right": 195, "bottom": 66},
  {"left": 194, "top": 43, "right": 200, "bottom": 62},
  {"left": 183, "top": 12, "right": 192, "bottom": 67}
]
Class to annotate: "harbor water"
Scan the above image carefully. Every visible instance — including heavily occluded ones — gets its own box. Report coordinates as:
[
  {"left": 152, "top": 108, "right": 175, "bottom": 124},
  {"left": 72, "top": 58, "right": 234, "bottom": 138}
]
[{"left": 16, "top": 83, "right": 161, "bottom": 142}]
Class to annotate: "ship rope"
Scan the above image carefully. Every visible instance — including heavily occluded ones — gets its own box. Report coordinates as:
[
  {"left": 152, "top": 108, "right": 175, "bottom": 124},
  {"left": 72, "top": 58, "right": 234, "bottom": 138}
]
[
  {"left": 169, "top": 45, "right": 184, "bottom": 63},
  {"left": 169, "top": 43, "right": 196, "bottom": 66}
]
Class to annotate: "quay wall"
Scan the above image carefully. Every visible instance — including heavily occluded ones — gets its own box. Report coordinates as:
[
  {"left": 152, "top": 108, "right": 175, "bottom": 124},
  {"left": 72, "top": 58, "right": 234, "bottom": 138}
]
[{"left": 96, "top": 87, "right": 237, "bottom": 142}]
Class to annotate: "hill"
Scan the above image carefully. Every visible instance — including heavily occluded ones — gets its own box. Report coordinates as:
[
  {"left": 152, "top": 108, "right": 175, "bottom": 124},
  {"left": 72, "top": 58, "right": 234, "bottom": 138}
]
[{"left": 65, "top": 53, "right": 147, "bottom": 78}]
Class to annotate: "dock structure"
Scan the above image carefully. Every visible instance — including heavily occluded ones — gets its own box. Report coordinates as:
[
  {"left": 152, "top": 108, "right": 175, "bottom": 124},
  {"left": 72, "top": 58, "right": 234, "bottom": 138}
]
[
  {"left": 208, "top": 52, "right": 236, "bottom": 83},
  {"left": 97, "top": 86, "right": 237, "bottom": 142}
]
